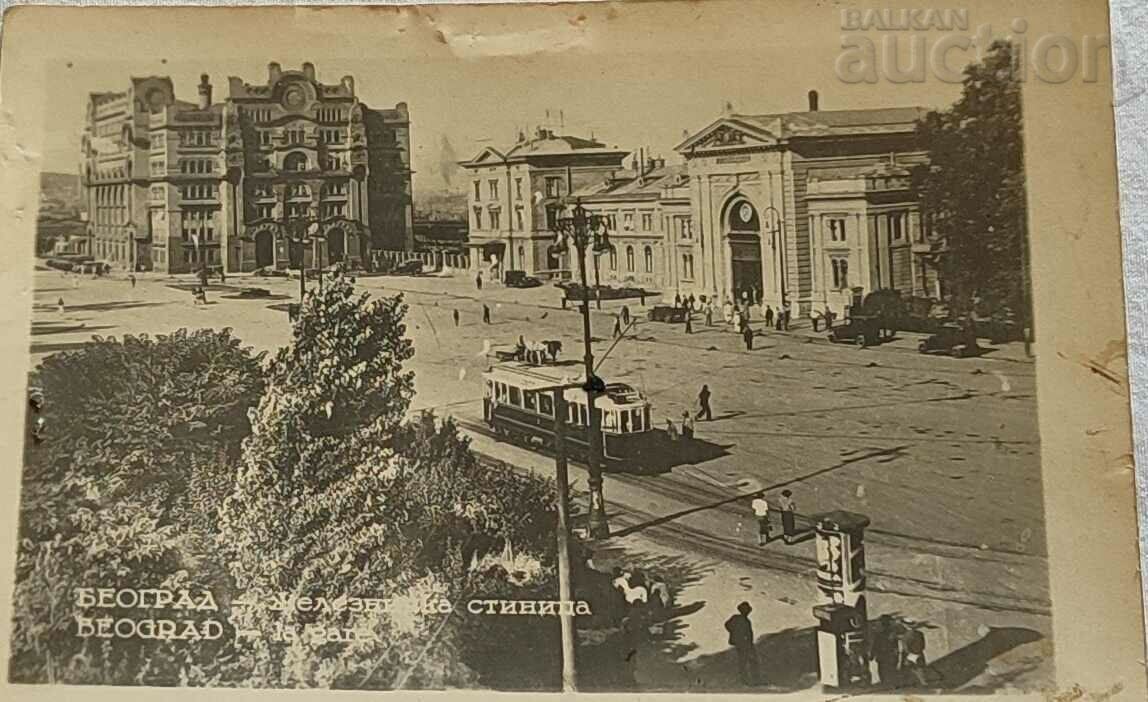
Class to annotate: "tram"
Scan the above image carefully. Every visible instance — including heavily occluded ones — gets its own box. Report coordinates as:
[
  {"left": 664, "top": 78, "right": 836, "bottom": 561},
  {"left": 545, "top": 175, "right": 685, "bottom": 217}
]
[{"left": 482, "top": 361, "right": 654, "bottom": 466}]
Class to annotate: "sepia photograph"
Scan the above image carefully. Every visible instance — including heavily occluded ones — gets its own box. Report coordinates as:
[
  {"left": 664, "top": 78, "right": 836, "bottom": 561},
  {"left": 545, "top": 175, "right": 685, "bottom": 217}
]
[{"left": 0, "top": 1, "right": 1142, "bottom": 698}]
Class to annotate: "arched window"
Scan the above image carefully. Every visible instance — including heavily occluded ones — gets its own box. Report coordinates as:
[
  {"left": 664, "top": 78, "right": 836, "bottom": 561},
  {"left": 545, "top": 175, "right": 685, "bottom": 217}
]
[
  {"left": 609, "top": 248, "right": 617, "bottom": 271},
  {"left": 643, "top": 246, "right": 653, "bottom": 273},
  {"left": 283, "top": 151, "right": 309, "bottom": 172},
  {"left": 517, "top": 246, "right": 525, "bottom": 267},
  {"left": 626, "top": 246, "right": 635, "bottom": 272}
]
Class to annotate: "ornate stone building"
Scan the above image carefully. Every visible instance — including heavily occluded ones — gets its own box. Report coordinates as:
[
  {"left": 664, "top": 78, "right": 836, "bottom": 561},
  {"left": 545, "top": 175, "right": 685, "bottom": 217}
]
[
  {"left": 675, "top": 92, "right": 937, "bottom": 317},
  {"left": 80, "top": 62, "right": 413, "bottom": 274},
  {"left": 459, "top": 127, "right": 628, "bottom": 280},
  {"left": 572, "top": 157, "right": 692, "bottom": 293}
]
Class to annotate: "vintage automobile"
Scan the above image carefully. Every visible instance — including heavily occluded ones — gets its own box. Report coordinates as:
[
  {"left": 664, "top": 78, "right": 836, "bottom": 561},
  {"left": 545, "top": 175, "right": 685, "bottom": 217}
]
[
  {"left": 648, "top": 305, "right": 688, "bottom": 323},
  {"left": 504, "top": 270, "right": 543, "bottom": 288},
  {"left": 919, "top": 323, "right": 978, "bottom": 357},
  {"left": 827, "top": 315, "right": 883, "bottom": 347},
  {"left": 393, "top": 259, "right": 424, "bottom": 276}
]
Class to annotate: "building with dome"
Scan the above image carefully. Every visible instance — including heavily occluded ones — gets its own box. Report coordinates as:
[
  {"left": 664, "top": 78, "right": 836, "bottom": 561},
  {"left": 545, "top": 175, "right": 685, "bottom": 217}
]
[{"left": 79, "top": 63, "right": 413, "bottom": 274}]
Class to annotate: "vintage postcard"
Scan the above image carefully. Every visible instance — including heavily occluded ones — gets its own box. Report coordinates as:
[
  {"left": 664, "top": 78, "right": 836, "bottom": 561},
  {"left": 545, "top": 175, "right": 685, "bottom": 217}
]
[{"left": 0, "top": 1, "right": 1142, "bottom": 699}]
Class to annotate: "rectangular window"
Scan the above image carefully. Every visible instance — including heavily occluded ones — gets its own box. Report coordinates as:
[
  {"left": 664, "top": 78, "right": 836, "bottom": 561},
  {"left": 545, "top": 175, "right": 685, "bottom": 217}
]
[
  {"left": 474, "top": 181, "right": 482, "bottom": 200},
  {"left": 546, "top": 206, "right": 559, "bottom": 231},
  {"left": 286, "top": 203, "right": 309, "bottom": 218},
  {"left": 641, "top": 213, "right": 653, "bottom": 231},
  {"left": 828, "top": 217, "right": 847, "bottom": 243},
  {"left": 473, "top": 206, "right": 483, "bottom": 230},
  {"left": 256, "top": 203, "right": 275, "bottom": 219},
  {"left": 489, "top": 210, "right": 501, "bottom": 231},
  {"left": 253, "top": 184, "right": 274, "bottom": 199},
  {"left": 623, "top": 213, "right": 634, "bottom": 230},
  {"left": 831, "top": 258, "right": 850, "bottom": 289},
  {"left": 150, "top": 160, "right": 164, "bottom": 176},
  {"left": 682, "top": 253, "right": 694, "bottom": 280},
  {"left": 545, "top": 177, "right": 562, "bottom": 198},
  {"left": 489, "top": 179, "right": 499, "bottom": 200},
  {"left": 515, "top": 206, "right": 524, "bottom": 230},
  {"left": 890, "top": 212, "right": 904, "bottom": 240},
  {"left": 515, "top": 178, "right": 523, "bottom": 199},
  {"left": 260, "top": 130, "right": 273, "bottom": 146}
]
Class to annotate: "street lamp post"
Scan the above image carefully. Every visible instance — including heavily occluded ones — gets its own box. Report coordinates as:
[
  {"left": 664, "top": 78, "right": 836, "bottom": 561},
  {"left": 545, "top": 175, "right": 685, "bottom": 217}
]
[
  {"left": 550, "top": 199, "right": 611, "bottom": 539},
  {"left": 278, "top": 217, "right": 321, "bottom": 300}
]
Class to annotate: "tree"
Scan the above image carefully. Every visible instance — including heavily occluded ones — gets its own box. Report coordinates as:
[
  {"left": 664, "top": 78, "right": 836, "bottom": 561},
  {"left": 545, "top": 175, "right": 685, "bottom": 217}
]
[
  {"left": 11, "top": 328, "right": 266, "bottom": 684},
  {"left": 218, "top": 267, "right": 557, "bottom": 688},
  {"left": 915, "top": 40, "right": 1030, "bottom": 340}
]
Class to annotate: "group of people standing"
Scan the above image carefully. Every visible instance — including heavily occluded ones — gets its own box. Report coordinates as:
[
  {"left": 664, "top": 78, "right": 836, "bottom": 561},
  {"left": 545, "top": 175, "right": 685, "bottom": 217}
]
[{"left": 750, "top": 489, "right": 799, "bottom": 545}]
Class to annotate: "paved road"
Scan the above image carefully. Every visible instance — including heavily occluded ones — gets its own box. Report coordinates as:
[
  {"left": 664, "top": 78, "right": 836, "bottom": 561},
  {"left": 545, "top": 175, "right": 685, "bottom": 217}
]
[{"left": 29, "top": 268, "right": 1047, "bottom": 615}]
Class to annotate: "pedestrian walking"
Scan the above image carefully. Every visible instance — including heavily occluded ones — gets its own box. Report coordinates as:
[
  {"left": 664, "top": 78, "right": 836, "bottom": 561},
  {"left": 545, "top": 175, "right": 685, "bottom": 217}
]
[
  {"left": 613, "top": 314, "right": 623, "bottom": 339},
  {"left": 899, "top": 624, "right": 930, "bottom": 687},
  {"left": 751, "top": 494, "right": 771, "bottom": 545},
  {"left": 725, "top": 602, "right": 759, "bottom": 686},
  {"left": 743, "top": 323, "right": 754, "bottom": 351},
  {"left": 476, "top": 271, "right": 483, "bottom": 290},
  {"left": 811, "top": 308, "right": 822, "bottom": 332},
  {"left": 648, "top": 575, "right": 671, "bottom": 612},
  {"left": 765, "top": 305, "right": 774, "bottom": 328},
  {"left": 684, "top": 311, "right": 693, "bottom": 335},
  {"left": 56, "top": 297, "right": 65, "bottom": 316},
  {"left": 705, "top": 300, "right": 714, "bottom": 326},
  {"left": 824, "top": 305, "right": 835, "bottom": 329},
  {"left": 783, "top": 301, "right": 792, "bottom": 331},
  {"left": 674, "top": 293, "right": 682, "bottom": 309},
  {"left": 129, "top": 273, "right": 136, "bottom": 288},
  {"left": 696, "top": 384, "right": 713, "bottom": 421},
  {"left": 665, "top": 418, "right": 680, "bottom": 442},
  {"left": 732, "top": 309, "right": 742, "bottom": 333},
  {"left": 482, "top": 304, "right": 491, "bottom": 324},
  {"left": 621, "top": 305, "right": 631, "bottom": 327},
  {"left": 639, "top": 289, "right": 646, "bottom": 306},
  {"left": 220, "top": 269, "right": 227, "bottom": 284},
  {"left": 453, "top": 309, "right": 460, "bottom": 326},
  {"left": 779, "top": 489, "right": 797, "bottom": 544}
]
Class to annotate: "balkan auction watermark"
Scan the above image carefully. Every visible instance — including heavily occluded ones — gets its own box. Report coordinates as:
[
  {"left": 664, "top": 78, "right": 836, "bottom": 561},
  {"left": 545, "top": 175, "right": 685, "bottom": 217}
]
[{"left": 836, "top": 8, "right": 1110, "bottom": 83}]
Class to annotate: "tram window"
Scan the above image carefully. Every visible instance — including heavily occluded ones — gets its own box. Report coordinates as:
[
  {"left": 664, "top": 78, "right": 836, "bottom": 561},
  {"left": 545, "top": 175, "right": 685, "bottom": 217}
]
[
  {"left": 644, "top": 406, "right": 651, "bottom": 430},
  {"left": 620, "top": 411, "right": 630, "bottom": 433},
  {"left": 524, "top": 391, "right": 537, "bottom": 411},
  {"left": 603, "top": 411, "right": 617, "bottom": 430},
  {"left": 539, "top": 394, "right": 554, "bottom": 416},
  {"left": 509, "top": 387, "right": 521, "bottom": 406},
  {"left": 631, "top": 408, "right": 642, "bottom": 432}
]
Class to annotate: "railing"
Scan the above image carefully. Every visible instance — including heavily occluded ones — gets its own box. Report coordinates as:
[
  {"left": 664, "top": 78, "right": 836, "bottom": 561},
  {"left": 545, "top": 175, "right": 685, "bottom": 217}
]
[{"left": 373, "top": 249, "right": 471, "bottom": 271}]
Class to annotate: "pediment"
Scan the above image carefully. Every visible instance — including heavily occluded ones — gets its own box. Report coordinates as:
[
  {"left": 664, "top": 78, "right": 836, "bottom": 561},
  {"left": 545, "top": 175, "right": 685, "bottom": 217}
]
[
  {"left": 676, "top": 118, "right": 780, "bottom": 154},
  {"left": 463, "top": 147, "right": 506, "bottom": 167}
]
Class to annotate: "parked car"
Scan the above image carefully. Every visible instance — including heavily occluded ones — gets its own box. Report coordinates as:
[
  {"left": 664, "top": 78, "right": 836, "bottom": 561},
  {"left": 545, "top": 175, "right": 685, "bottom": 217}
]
[
  {"left": 505, "top": 274, "right": 542, "bottom": 289},
  {"left": 236, "top": 287, "right": 272, "bottom": 298},
  {"left": 393, "top": 259, "right": 424, "bottom": 276},
  {"left": 919, "top": 324, "right": 978, "bottom": 357},
  {"left": 827, "top": 315, "right": 882, "bottom": 347}
]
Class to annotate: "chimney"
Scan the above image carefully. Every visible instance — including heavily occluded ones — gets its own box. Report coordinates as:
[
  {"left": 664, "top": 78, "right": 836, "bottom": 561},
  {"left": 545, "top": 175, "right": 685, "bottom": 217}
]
[
  {"left": 808, "top": 89, "right": 820, "bottom": 112},
  {"left": 197, "top": 74, "right": 212, "bottom": 110},
  {"left": 302, "top": 62, "right": 316, "bottom": 81},
  {"left": 268, "top": 62, "right": 282, "bottom": 83}
]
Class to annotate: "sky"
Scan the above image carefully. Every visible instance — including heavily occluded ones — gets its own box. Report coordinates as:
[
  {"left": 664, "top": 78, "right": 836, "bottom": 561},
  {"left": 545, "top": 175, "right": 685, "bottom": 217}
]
[{"left": 0, "top": 0, "right": 1104, "bottom": 192}]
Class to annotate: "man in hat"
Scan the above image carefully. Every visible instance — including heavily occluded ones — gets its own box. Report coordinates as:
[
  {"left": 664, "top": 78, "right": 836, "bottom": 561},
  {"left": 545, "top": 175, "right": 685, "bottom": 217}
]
[{"left": 725, "top": 601, "right": 759, "bottom": 686}]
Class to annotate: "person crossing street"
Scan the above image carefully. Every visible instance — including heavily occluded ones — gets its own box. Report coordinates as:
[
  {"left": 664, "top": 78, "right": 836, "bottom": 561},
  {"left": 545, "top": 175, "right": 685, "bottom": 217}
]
[{"left": 696, "top": 384, "right": 713, "bottom": 421}]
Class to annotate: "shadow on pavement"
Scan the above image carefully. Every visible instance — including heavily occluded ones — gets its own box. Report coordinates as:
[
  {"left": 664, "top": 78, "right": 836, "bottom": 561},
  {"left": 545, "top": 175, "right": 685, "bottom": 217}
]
[
  {"left": 627, "top": 430, "right": 734, "bottom": 474},
  {"left": 30, "top": 340, "right": 94, "bottom": 356},
  {"left": 31, "top": 323, "right": 117, "bottom": 336},
  {"left": 33, "top": 300, "right": 167, "bottom": 313}
]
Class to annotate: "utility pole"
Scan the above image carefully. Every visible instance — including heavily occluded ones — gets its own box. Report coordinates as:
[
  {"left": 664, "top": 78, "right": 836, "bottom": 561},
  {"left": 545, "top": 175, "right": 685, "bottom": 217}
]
[{"left": 552, "top": 387, "right": 577, "bottom": 691}]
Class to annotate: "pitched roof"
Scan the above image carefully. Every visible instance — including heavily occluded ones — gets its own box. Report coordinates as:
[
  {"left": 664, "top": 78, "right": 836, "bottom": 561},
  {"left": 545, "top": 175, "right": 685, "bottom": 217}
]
[
  {"left": 461, "top": 129, "right": 627, "bottom": 166},
  {"left": 737, "top": 106, "right": 927, "bottom": 138},
  {"left": 573, "top": 163, "right": 688, "bottom": 200}
]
